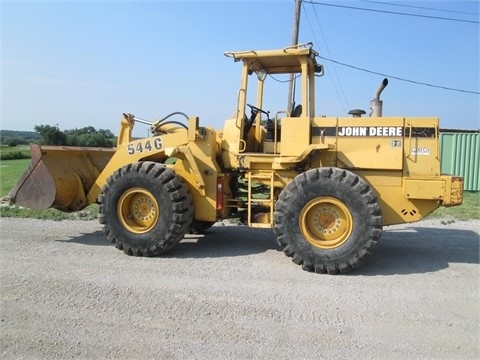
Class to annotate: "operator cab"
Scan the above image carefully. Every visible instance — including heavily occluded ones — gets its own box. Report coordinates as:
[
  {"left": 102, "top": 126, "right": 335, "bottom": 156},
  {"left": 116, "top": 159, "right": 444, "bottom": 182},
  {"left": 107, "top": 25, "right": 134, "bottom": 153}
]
[{"left": 220, "top": 43, "right": 323, "bottom": 167}]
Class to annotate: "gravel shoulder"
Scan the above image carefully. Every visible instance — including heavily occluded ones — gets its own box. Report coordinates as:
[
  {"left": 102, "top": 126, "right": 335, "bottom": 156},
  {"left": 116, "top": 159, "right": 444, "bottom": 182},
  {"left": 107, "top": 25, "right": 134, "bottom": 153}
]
[{"left": 1, "top": 217, "right": 479, "bottom": 359}]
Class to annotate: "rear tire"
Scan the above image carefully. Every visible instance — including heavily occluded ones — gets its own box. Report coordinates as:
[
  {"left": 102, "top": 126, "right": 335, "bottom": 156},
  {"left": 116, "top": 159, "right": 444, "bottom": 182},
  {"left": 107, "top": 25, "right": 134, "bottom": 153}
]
[
  {"left": 273, "top": 167, "right": 382, "bottom": 274},
  {"left": 98, "top": 162, "right": 193, "bottom": 256}
]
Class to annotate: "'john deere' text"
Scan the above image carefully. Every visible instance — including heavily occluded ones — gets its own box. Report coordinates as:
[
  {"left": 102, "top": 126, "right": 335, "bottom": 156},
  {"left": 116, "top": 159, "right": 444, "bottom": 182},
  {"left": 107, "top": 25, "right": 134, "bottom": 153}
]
[{"left": 338, "top": 126, "right": 403, "bottom": 137}]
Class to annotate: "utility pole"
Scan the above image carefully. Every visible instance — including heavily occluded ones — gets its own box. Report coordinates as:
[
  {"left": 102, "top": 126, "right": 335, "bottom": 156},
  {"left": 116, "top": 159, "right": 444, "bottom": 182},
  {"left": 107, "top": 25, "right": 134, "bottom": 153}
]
[{"left": 287, "top": 0, "right": 302, "bottom": 113}]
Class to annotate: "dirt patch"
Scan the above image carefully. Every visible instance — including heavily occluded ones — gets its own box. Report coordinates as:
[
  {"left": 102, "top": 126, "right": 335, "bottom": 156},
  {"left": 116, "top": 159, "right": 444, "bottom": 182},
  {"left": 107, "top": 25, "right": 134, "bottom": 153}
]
[{"left": 1, "top": 218, "right": 479, "bottom": 359}]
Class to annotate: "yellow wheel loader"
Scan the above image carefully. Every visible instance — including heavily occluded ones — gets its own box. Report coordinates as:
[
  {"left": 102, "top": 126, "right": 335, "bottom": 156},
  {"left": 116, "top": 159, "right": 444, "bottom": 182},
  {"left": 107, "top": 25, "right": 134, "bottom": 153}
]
[{"left": 9, "top": 43, "right": 463, "bottom": 274}]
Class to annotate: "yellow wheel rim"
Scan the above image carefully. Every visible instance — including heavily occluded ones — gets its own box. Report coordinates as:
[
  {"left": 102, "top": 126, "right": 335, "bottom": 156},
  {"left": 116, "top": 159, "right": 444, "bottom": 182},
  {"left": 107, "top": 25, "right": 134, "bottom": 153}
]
[
  {"left": 117, "top": 188, "right": 159, "bottom": 234},
  {"left": 299, "top": 197, "right": 353, "bottom": 249}
]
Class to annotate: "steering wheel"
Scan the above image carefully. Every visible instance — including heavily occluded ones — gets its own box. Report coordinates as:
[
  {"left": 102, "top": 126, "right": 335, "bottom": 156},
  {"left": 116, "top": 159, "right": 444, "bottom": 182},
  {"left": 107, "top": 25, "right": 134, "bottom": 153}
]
[
  {"left": 244, "top": 104, "right": 269, "bottom": 139},
  {"left": 247, "top": 103, "right": 269, "bottom": 117}
]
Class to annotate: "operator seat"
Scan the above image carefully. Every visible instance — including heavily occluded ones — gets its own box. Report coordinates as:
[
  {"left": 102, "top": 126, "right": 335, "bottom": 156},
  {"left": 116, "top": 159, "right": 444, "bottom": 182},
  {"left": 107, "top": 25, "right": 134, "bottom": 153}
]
[{"left": 291, "top": 104, "right": 302, "bottom": 117}]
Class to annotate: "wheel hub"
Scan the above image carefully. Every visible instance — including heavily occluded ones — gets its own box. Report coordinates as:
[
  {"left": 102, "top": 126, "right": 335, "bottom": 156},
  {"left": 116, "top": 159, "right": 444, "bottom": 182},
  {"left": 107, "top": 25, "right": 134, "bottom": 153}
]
[
  {"left": 300, "top": 197, "right": 353, "bottom": 249},
  {"left": 133, "top": 196, "right": 156, "bottom": 220},
  {"left": 317, "top": 211, "right": 336, "bottom": 230},
  {"left": 118, "top": 188, "right": 159, "bottom": 234}
]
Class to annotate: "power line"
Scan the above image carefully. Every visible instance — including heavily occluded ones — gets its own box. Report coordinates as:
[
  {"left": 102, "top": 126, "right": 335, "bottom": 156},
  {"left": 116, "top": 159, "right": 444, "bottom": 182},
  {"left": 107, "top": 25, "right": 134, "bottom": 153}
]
[
  {"left": 318, "top": 56, "right": 480, "bottom": 95},
  {"left": 303, "top": 1, "right": 480, "bottom": 24},
  {"left": 359, "top": 0, "right": 479, "bottom": 17},
  {"left": 302, "top": 1, "right": 350, "bottom": 112}
]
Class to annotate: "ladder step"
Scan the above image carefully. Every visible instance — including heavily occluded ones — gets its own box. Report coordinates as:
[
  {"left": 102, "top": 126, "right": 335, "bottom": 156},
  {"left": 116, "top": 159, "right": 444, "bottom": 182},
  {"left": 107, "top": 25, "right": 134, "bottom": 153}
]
[
  {"left": 250, "top": 174, "right": 274, "bottom": 180},
  {"left": 247, "top": 171, "right": 276, "bottom": 227},
  {"left": 250, "top": 198, "right": 272, "bottom": 203}
]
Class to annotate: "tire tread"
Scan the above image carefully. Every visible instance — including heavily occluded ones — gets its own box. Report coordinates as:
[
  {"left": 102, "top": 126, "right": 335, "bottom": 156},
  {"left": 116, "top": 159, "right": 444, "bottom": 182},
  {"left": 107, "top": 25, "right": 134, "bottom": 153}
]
[{"left": 274, "top": 167, "right": 382, "bottom": 274}]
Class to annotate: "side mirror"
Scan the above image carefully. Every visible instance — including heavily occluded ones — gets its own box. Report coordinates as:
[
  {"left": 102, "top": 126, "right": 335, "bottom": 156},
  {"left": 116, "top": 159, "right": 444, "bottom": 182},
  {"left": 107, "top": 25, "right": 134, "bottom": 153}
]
[{"left": 314, "top": 64, "right": 324, "bottom": 77}]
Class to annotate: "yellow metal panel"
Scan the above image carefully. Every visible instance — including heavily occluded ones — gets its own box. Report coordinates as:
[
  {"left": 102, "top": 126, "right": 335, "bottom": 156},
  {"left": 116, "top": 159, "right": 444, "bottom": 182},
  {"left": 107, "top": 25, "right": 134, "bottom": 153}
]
[
  {"left": 403, "top": 117, "right": 441, "bottom": 177},
  {"left": 225, "top": 45, "right": 318, "bottom": 75},
  {"left": 404, "top": 179, "right": 445, "bottom": 200},
  {"left": 336, "top": 117, "right": 404, "bottom": 170},
  {"left": 403, "top": 175, "right": 464, "bottom": 206},
  {"left": 443, "top": 175, "right": 464, "bottom": 206},
  {"left": 357, "top": 170, "right": 403, "bottom": 187},
  {"left": 173, "top": 127, "right": 220, "bottom": 222},
  {"left": 219, "top": 118, "right": 242, "bottom": 168},
  {"left": 280, "top": 117, "right": 310, "bottom": 156}
]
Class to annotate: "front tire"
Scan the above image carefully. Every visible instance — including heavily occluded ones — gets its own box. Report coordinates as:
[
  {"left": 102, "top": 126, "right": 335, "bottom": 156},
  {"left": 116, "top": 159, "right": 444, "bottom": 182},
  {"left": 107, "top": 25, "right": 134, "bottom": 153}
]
[
  {"left": 273, "top": 168, "right": 382, "bottom": 274},
  {"left": 98, "top": 162, "right": 193, "bottom": 256}
]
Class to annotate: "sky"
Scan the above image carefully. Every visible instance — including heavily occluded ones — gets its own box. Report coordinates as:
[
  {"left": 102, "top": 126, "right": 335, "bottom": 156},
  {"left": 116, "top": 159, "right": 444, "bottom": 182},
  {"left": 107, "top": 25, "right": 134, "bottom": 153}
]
[{"left": 1, "top": 0, "right": 479, "bottom": 138}]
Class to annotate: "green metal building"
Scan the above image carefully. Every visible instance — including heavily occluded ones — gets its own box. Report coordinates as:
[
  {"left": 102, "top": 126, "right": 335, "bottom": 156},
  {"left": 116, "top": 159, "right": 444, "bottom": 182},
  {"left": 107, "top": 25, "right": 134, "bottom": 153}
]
[{"left": 440, "top": 129, "right": 479, "bottom": 191}]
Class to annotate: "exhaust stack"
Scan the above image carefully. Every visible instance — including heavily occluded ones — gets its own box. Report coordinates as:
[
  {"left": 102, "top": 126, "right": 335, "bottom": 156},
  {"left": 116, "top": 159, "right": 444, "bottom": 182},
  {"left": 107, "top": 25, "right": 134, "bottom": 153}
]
[{"left": 369, "top": 78, "right": 388, "bottom": 117}]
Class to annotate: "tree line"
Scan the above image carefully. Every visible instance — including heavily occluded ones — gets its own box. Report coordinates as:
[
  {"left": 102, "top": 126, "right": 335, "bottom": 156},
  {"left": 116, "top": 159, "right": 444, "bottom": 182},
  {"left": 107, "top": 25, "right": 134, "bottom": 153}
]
[
  {"left": 1, "top": 126, "right": 116, "bottom": 148},
  {"left": 34, "top": 125, "right": 116, "bottom": 147}
]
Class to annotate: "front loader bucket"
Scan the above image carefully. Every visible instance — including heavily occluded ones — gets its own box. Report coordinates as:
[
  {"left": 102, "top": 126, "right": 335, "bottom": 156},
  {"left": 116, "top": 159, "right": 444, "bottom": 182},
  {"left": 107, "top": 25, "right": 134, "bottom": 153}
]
[{"left": 9, "top": 144, "right": 115, "bottom": 212}]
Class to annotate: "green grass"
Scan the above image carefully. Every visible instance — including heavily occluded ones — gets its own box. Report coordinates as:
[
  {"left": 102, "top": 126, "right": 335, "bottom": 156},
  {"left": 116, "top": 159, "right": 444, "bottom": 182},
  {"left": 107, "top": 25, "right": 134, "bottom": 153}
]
[
  {"left": 426, "top": 190, "right": 479, "bottom": 221},
  {"left": 0, "top": 157, "right": 478, "bottom": 221},
  {"left": 0, "top": 204, "right": 99, "bottom": 221},
  {"left": 0, "top": 158, "right": 98, "bottom": 220},
  {"left": 0, "top": 158, "right": 30, "bottom": 196},
  {"left": 0, "top": 145, "right": 31, "bottom": 160}
]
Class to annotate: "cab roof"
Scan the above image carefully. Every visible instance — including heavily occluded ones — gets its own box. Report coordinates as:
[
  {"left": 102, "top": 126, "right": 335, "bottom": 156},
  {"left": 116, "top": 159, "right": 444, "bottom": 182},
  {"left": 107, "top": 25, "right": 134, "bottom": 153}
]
[{"left": 224, "top": 43, "right": 320, "bottom": 74}]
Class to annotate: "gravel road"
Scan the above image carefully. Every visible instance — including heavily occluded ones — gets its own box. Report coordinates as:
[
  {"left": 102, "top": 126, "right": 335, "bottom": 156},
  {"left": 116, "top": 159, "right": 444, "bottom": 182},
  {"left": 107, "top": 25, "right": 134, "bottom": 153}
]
[{"left": 1, "top": 217, "right": 479, "bottom": 359}]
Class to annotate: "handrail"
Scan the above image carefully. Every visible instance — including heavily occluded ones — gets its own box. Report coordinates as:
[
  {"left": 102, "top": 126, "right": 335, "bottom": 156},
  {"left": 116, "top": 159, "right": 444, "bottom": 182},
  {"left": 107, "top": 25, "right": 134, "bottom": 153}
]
[
  {"left": 235, "top": 88, "right": 245, "bottom": 128},
  {"left": 224, "top": 50, "right": 257, "bottom": 61},
  {"left": 239, "top": 139, "right": 246, "bottom": 153},
  {"left": 406, "top": 122, "right": 413, "bottom": 159},
  {"left": 282, "top": 42, "right": 313, "bottom": 52},
  {"left": 282, "top": 42, "right": 319, "bottom": 57}
]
